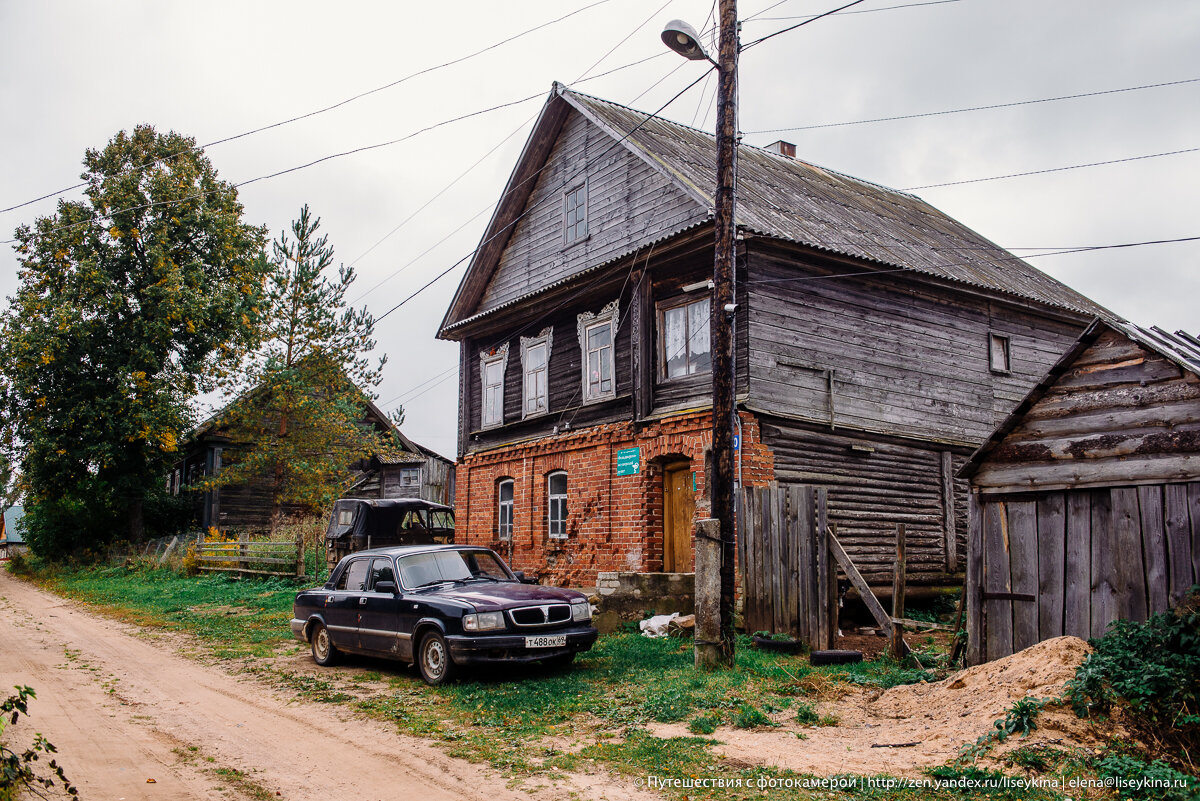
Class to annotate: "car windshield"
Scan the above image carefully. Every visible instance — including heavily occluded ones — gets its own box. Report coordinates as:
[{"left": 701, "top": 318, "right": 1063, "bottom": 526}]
[{"left": 397, "top": 550, "right": 513, "bottom": 588}]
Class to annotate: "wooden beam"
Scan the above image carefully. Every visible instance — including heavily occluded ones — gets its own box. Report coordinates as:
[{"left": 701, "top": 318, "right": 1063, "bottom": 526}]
[{"left": 829, "top": 527, "right": 909, "bottom": 655}]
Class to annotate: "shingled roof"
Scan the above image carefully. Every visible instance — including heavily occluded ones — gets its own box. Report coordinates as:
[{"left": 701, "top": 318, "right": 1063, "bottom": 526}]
[{"left": 439, "top": 83, "right": 1107, "bottom": 335}]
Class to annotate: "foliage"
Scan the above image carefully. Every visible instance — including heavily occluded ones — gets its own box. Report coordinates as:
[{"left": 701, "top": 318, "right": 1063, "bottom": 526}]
[
  {"left": 957, "top": 697, "right": 1048, "bottom": 764},
  {"left": 1090, "top": 752, "right": 1200, "bottom": 801},
  {"left": 0, "top": 125, "right": 268, "bottom": 556},
  {"left": 1065, "top": 595, "right": 1200, "bottom": 768},
  {"left": 0, "top": 686, "right": 76, "bottom": 798},
  {"left": 208, "top": 205, "right": 391, "bottom": 529}
]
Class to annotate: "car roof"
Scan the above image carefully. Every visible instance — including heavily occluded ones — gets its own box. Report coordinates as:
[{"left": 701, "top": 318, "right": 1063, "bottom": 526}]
[
  {"left": 345, "top": 544, "right": 492, "bottom": 559},
  {"left": 332, "top": 497, "right": 453, "bottom": 512}
]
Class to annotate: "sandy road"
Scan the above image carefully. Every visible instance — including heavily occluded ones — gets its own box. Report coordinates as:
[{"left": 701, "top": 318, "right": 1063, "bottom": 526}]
[{"left": 0, "top": 570, "right": 642, "bottom": 801}]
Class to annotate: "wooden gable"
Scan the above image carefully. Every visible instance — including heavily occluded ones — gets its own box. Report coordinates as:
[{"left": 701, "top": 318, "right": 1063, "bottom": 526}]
[{"left": 965, "top": 323, "right": 1200, "bottom": 493}]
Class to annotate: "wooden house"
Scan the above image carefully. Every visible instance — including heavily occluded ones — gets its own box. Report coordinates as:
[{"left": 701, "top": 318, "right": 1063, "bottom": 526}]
[
  {"left": 959, "top": 319, "right": 1200, "bottom": 663},
  {"left": 170, "top": 395, "right": 453, "bottom": 532},
  {"left": 0, "top": 506, "right": 26, "bottom": 560},
  {"left": 436, "top": 83, "right": 1106, "bottom": 588}
]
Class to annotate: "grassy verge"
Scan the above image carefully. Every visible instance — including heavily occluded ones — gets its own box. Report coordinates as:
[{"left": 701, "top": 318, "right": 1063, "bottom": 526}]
[{"left": 10, "top": 559, "right": 1159, "bottom": 801}]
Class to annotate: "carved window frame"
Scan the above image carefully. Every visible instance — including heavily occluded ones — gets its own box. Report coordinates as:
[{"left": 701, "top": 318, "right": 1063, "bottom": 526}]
[
  {"left": 520, "top": 327, "right": 553, "bottom": 419},
  {"left": 479, "top": 343, "right": 509, "bottom": 429},
  {"left": 577, "top": 300, "right": 619, "bottom": 403}
]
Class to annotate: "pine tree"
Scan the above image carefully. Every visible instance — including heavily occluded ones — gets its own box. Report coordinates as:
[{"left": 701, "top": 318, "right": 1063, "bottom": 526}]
[{"left": 213, "top": 205, "right": 393, "bottom": 530}]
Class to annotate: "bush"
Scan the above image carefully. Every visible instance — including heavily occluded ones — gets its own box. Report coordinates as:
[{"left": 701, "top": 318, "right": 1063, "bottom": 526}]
[
  {"left": 1092, "top": 752, "right": 1200, "bottom": 801},
  {"left": 1065, "top": 593, "right": 1200, "bottom": 769}
]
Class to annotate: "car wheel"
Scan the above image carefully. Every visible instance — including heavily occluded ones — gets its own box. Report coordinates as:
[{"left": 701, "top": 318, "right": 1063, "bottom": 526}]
[
  {"left": 310, "top": 622, "right": 339, "bottom": 667},
  {"left": 542, "top": 651, "right": 575, "bottom": 670},
  {"left": 417, "top": 631, "right": 457, "bottom": 685}
]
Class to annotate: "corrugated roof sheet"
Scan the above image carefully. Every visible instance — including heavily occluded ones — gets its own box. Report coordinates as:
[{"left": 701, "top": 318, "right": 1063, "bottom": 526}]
[
  {"left": 1113, "top": 320, "right": 1200, "bottom": 376},
  {"left": 565, "top": 88, "right": 1108, "bottom": 317}
]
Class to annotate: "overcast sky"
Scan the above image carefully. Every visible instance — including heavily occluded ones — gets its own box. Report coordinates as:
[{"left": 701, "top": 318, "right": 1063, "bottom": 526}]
[{"left": 2, "top": 0, "right": 1197, "bottom": 458}]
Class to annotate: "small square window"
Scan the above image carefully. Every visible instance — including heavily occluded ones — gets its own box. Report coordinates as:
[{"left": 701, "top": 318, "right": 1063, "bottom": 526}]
[
  {"left": 563, "top": 184, "right": 587, "bottom": 244},
  {"left": 989, "top": 333, "right": 1011, "bottom": 374}
]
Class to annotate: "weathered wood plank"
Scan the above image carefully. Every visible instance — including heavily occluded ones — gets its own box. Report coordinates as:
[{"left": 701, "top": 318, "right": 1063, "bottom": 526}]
[
  {"left": 1063, "top": 491, "right": 1092, "bottom": 639},
  {"left": 1036, "top": 493, "right": 1066, "bottom": 640},
  {"left": 1190, "top": 483, "right": 1200, "bottom": 591},
  {"left": 1007, "top": 500, "right": 1039, "bottom": 652},
  {"left": 890, "top": 523, "right": 908, "bottom": 659},
  {"left": 1137, "top": 485, "right": 1169, "bottom": 614},
  {"left": 828, "top": 527, "right": 893, "bottom": 638},
  {"left": 817, "top": 488, "right": 834, "bottom": 649},
  {"left": 966, "top": 492, "right": 985, "bottom": 665},
  {"left": 792, "top": 485, "right": 808, "bottom": 642},
  {"left": 1089, "top": 490, "right": 1118, "bottom": 639},
  {"left": 983, "top": 499, "right": 1013, "bottom": 661},
  {"left": 1111, "top": 487, "right": 1148, "bottom": 622},
  {"left": 974, "top": 454, "right": 1200, "bottom": 495},
  {"left": 941, "top": 450, "right": 958, "bottom": 572},
  {"left": 1164, "top": 483, "right": 1193, "bottom": 606}
]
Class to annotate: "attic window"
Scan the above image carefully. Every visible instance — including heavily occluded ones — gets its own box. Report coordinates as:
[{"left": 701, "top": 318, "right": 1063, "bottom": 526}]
[
  {"left": 563, "top": 183, "right": 588, "bottom": 244},
  {"left": 989, "top": 333, "right": 1011, "bottom": 374}
]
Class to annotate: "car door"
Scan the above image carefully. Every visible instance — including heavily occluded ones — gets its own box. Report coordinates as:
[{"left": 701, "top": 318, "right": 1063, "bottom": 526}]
[
  {"left": 357, "top": 557, "right": 404, "bottom": 655},
  {"left": 323, "top": 557, "right": 370, "bottom": 650}
]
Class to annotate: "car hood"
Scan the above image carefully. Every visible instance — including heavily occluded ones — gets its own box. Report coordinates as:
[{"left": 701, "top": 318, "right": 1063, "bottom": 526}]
[{"left": 428, "top": 582, "right": 585, "bottom": 611}]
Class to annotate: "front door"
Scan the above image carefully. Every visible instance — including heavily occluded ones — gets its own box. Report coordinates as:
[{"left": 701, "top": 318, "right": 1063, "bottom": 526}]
[{"left": 663, "top": 463, "right": 696, "bottom": 573}]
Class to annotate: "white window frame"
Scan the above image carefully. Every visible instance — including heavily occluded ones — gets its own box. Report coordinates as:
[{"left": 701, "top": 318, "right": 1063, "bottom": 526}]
[
  {"left": 547, "top": 471, "right": 568, "bottom": 540},
  {"left": 658, "top": 294, "right": 712, "bottom": 380},
  {"left": 497, "top": 478, "right": 514, "bottom": 541},
  {"left": 577, "top": 299, "right": 618, "bottom": 403},
  {"left": 520, "top": 327, "right": 553, "bottom": 418},
  {"left": 563, "top": 182, "right": 588, "bottom": 245},
  {"left": 478, "top": 343, "right": 509, "bottom": 429},
  {"left": 989, "top": 332, "right": 1011, "bottom": 374}
]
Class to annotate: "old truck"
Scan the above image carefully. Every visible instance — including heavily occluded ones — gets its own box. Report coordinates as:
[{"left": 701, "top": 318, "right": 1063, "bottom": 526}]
[{"left": 324, "top": 497, "right": 454, "bottom": 570}]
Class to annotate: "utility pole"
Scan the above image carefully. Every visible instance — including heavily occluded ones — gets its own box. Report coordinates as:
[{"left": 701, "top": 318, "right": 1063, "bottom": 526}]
[{"left": 711, "top": 0, "right": 739, "bottom": 667}]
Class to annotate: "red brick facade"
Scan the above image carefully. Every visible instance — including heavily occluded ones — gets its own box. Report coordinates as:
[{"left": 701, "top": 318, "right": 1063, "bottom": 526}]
[{"left": 454, "top": 410, "right": 774, "bottom": 586}]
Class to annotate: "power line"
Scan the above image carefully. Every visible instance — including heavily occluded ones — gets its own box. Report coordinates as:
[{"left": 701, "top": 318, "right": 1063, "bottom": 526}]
[
  {"left": 0, "top": 0, "right": 619, "bottom": 217},
  {"left": 746, "top": 76, "right": 1200, "bottom": 135},
  {"left": 741, "top": 0, "right": 871, "bottom": 50},
  {"left": 746, "top": 0, "right": 960, "bottom": 23},
  {"left": 903, "top": 146, "right": 1199, "bottom": 190}
]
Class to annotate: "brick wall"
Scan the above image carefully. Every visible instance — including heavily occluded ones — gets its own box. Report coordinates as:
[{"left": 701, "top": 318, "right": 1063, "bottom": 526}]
[{"left": 454, "top": 410, "right": 774, "bottom": 586}]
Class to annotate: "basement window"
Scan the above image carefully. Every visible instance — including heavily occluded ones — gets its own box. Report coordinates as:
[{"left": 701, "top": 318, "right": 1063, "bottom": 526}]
[
  {"left": 989, "top": 333, "right": 1011, "bottom": 374},
  {"left": 563, "top": 183, "right": 588, "bottom": 244}
]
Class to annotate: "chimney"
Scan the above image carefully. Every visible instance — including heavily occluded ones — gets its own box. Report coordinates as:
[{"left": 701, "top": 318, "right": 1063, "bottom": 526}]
[{"left": 764, "top": 140, "right": 796, "bottom": 159}]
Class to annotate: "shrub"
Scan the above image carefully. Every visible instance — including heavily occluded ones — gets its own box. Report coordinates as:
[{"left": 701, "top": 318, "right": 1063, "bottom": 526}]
[
  {"left": 1091, "top": 752, "right": 1199, "bottom": 801},
  {"left": 1065, "top": 593, "right": 1200, "bottom": 769}
]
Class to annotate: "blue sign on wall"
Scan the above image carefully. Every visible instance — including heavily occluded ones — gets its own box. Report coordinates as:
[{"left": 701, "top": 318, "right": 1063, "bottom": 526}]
[{"left": 615, "top": 447, "right": 641, "bottom": 476}]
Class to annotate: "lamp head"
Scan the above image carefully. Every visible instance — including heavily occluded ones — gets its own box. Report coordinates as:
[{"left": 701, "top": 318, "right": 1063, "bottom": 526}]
[{"left": 660, "top": 19, "right": 710, "bottom": 61}]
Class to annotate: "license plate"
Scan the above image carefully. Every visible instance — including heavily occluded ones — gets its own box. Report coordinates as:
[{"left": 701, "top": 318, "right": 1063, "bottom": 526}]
[{"left": 525, "top": 635, "right": 567, "bottom": 648}]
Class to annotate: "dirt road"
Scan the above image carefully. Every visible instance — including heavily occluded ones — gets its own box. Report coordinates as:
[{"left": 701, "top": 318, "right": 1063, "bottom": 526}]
[{"left": 0, "top": 571, "right": 643, "bottom": 801}]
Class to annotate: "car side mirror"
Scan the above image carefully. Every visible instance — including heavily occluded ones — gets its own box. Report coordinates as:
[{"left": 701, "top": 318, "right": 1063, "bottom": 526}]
[
  {"left": 375, "top": 580, "right": 400, "bottom": 595},
  {"left": 513, "top": 570, "right": 536, "bottom": 585}
]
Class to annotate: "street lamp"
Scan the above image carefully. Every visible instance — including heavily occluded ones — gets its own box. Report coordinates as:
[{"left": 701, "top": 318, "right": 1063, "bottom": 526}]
[{"left": 663, "top": 1, "right": 739, "bottom": 669}]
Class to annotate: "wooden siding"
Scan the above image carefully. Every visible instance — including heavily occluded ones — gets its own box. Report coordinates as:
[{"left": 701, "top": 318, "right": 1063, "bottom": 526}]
[
  {"left": 972, "top": 329, "right": 1200, "bottom": 493},
  {"left": 761, "top": 420, "right": 966, "bottom": 584},
  {"left": 745, "top": 245, "right": 1084, "bottom": 445},
  {"left": 969, "top": 483, "right": 1200, "bottom": 663},
  {"left": 476, "top": 109, "right": 706, "bottom": 316}
]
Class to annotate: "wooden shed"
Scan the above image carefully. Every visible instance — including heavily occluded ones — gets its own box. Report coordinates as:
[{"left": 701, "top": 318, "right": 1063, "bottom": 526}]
[{"left": 959, "top": 318, "right": 1200, "bottom": 663}]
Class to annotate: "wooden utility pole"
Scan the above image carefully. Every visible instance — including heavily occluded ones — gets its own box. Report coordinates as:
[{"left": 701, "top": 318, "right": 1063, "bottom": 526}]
[
  {"left": 890, "top": 523, "right": 908, "bottom": 659},
  {"left": 712, "top": 0, "right": 739, "bottom": 667}
]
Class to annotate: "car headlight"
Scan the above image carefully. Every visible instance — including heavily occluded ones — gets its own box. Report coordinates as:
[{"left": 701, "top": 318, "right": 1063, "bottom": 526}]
[
  {"left": 463, "top": 611, "right": 505, "bottom": 632},
  {"left": 571, "top": 601, "right": 592, "bottom": 622}
]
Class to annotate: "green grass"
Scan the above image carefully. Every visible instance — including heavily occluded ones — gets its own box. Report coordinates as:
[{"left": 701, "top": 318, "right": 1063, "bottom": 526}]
[{"left": 16, "top": 561, "right": 1116, "bottom": 800}]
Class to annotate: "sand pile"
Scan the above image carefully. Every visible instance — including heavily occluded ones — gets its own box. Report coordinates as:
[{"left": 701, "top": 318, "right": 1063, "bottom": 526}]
[{"left": 653, "top": 635, "right": 1114, "bottom": 777}]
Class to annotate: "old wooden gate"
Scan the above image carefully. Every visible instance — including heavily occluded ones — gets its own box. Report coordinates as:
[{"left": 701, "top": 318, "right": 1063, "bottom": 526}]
[
  {"left": 968, "top": 483, "right": 1200, "bottom": 664},
  {"left": 738, "top": 484, "right": 835, "bottom": 648}
]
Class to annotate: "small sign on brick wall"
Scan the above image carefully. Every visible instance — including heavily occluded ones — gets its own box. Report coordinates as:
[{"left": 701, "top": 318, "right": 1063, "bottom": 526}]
[{"left": 615, "top": 446, "right": 641, "bottom": 476}]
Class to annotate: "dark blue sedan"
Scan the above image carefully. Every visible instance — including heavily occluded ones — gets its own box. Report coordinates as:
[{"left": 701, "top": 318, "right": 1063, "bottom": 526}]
[{"left": 291, "top": 545, "right": 598, "bottom": 684}]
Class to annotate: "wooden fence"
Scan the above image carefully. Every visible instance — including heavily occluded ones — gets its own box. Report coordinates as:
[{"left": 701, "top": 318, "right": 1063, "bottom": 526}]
[
  {"left": 737, "top": 484, "right": 835, "bottom": 648},
  {"left": 968, "top": 482, "right": 1200, "bottom": 664},
  {"left": 197, "top": 533, "right": 306, "bottom": 578}
]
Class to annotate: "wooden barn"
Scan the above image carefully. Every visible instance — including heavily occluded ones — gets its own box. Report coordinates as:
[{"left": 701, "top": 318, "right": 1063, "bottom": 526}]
[
  {"left": 437, "top": 83, "right": 1107, "bottom": 590},
  {"left": 171, "top": 396, "right": 453, "bottom": 532},
  {"left": 959, "top": 318, "right": 1200, "bottom": 663}
]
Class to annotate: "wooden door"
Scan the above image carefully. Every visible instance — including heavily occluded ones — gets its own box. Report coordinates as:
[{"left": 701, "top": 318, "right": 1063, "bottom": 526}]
[{"left": 664, "top": 464, "right": 695, "bottom": 573}]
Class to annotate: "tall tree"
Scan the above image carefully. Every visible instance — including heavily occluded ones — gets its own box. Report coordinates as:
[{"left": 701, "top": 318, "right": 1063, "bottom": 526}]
[
  {"left": 212, "top": 205, "right": 392, "bottom": 529},
  {"left": 0, "top": 126, "right": 268, "bottom": 556}
]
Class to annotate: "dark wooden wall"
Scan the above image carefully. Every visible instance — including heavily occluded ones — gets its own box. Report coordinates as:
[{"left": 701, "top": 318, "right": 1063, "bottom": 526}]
[
  {"left": 744, "top": 244, "right": 1085, "bottom": 445},
  {"left": 971, "top": 329, "right": 1200, "bottom": 493},
  {"left": 476, "top": 109, "right": 707, "bottom": 316},
  {"left": 968, "top": 484, "right": 1200, "bottom": 663}
]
